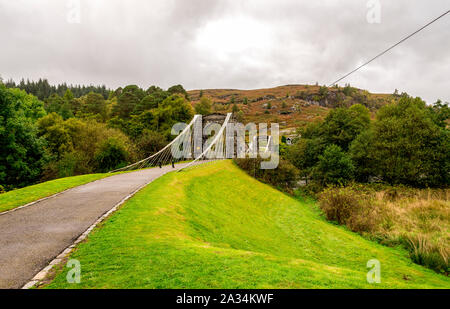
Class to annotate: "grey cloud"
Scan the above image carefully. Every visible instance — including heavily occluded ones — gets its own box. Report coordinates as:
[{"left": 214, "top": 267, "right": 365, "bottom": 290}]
[{"left": 0, "top": 0, "right": 448, "bottom": 103}]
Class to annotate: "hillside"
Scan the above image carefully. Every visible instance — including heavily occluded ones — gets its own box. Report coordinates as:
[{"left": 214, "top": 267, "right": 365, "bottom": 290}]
[
  {"left": 44, "top": 160, "right": 449, "bottom": 289},
  {"left": 188, "top": 85, "right": 396, "bottom": 131}
]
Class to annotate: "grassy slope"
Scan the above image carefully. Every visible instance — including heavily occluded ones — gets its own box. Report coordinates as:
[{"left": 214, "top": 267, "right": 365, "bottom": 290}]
[
  {"left": 0, "top": 173, "right": 114, "bottom": 213},
  {"left": 45, "top": 161, "right": 449, "bottom": 288}
]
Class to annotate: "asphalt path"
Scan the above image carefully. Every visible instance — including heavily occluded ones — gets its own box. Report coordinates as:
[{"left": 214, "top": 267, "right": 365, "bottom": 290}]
[{"left": 0, "top": 162, "right": 196, "bottom": 289}]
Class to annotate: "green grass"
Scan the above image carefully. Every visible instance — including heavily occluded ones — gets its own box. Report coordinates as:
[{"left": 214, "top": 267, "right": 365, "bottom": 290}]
[
  {"left": 0, "top": 173, "right": 115, "bottom": 213},
  {"left": 45, "top": 161, "right": 450, "bottom": 288}
]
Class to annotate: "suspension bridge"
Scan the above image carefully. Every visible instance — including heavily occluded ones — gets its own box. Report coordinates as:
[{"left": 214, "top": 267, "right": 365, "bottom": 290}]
[{"left": 110, "top": 113, "right": 233, "bottom": 173}]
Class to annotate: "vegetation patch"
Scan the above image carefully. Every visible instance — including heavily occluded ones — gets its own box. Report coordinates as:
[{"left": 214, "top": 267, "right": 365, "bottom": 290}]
[{"left": 318, "top": 185, "right": 449, "bottom": 275}]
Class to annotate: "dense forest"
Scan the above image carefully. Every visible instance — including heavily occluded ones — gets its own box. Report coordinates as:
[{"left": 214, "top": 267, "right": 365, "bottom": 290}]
[
  {"left": 0, "top": 79, "right": 193, "bottom": 191},
  {"left": 3, "top": 78, "right": 110, "bottom": 100},
  {"left": 237, "top": 96, "right": 449, "bottom": 190}
]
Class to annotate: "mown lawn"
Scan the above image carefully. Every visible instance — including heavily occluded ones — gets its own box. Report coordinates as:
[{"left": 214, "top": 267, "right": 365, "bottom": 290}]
[
  {"left": 0, "top": 173, "right": 114, "bottom": 213},
  {"left": 45, "top": 160, "right": 450, "bottom": 288}
]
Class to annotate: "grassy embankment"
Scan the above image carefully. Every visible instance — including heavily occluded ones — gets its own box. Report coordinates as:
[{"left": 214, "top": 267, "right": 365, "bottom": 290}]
[
  {"left": 44, "top": 160, "right": 449, "bottom": 288},
  {"left": 0, "top": 173, "right": 115, "bottom": 213}
]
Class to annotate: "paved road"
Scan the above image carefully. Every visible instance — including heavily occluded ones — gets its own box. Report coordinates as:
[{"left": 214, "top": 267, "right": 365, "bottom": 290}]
[{"left": 0, "top": 163, "right": 196, "bottom": 289}]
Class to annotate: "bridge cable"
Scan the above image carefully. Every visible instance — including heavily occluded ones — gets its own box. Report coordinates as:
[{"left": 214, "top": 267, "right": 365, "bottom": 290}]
[{"left": 328, "top": 9, "right": 450, "bottom": 87}]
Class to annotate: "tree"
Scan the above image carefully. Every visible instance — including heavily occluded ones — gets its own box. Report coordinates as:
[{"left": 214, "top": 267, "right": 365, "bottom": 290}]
[
  {"left": 0, "top": 85, "right": 47, "bottom": 189},
  {"left": 318, "top": 85, "right": 328, "bottom": 98},
  {"left": 63, "top": 89, "right": 74, "bottom": 101},
  {"left": 428, "top": 100, "right": 450, "bottom": 128},
  {"left": 83, "top": 92, "right": 107, "bottom": 121},
  {"left": 195, "top": 97, "right": 212, "bottom": 115},
  {"left": 286, "top": 137, "right": 327, "bottom": 182},
  {"left": 45, "top": 93, "right": 65, "bottom": 114},
  {"left": 370, "top": 96, "right": 449, "bottom": 187},
  {"left": 136, "top": 130, "right": 167, "bottom": 158},
  {"left": 121, "top": 85, "right": 146, "bottom": 101},
  {"left": 37, "top": 113, "right": 74, "bottom": 159},
  {"left": 153, "top": 94, "right": 194, "bottom": 133},
  {"left": 168, "top": 84, "right": 187, "bottom": 97},
  {"left": 232, "top": 103, "right": 240, "bottom": 113},
  {"left": 313, "top": 144, "right": 355, "bottom": 186},
  {"left": 146, "top": 85, "right": 163, "bottom": 95},
  {"left": 94, "top": 138, "right": 129, "bottom": 172},
  {"left": 135, "top": 95, "right": 159, "bottom": 114},
  {"left": 349, "top": 129, "right": 376, "bottom": 182},
  {"left": 320, "top": 104, "right": 370, "bottom": 151},
  {"left": 113, "top": 91, "right": 139, "bottom": 119}
]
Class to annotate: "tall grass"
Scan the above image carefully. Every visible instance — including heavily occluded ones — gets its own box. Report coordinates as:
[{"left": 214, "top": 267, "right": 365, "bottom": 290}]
[{"left": 319, "top": 185, "right": 449, "bottom": 275}]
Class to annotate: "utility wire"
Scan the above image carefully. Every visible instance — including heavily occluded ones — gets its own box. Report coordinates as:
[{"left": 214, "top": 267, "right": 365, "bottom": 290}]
[{"left": 329, "top": 9, "right": 450, "bottom": 86}]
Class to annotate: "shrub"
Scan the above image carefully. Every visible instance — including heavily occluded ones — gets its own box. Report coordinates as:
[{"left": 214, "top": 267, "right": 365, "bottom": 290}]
[
  {"left": 234, "top": 158, "right": 299, "bottom": 192},
  {"left": 319, "top": 186, "right": 379, "bottom": 233},
  {"left": 94, "top": 138, "right": 130, "bottom": 172},
  {"left": 136, "top": 130, "right": 167, "bottom": 159}
]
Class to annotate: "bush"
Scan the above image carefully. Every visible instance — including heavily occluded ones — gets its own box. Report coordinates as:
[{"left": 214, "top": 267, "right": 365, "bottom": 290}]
[
  {"left": 319, "top": 186, "right": 380, "bottom": 233},
  {"left": 94, "top": 138, "right": 130, "bottom": 172},
  {"left": 234, "top": 158, "right": 299, "bottom": 192}
]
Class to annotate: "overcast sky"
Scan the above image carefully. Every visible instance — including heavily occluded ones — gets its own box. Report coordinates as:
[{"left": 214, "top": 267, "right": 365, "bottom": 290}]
[{"left": 0, "top": 0, "right": 448, "bottom": 103}]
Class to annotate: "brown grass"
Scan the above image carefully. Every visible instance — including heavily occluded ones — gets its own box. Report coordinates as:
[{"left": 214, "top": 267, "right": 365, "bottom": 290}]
[
  {"left": 187, "top": 85, "right": 393, "bottom": 129},
  {"left": 319, "top": 185, "right": 449, "bottom": 274}
]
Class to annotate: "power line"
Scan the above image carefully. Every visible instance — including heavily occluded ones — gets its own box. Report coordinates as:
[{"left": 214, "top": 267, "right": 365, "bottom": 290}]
[{"left": 329, "top": 9, "right": 450, "bottom": 87}]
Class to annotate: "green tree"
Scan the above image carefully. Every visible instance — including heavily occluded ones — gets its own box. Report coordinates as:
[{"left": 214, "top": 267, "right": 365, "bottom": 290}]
[
  {"left": 370, "top": 96, "right": 448, "bottom": 186},
  {"left": 135, "top": 95, "right": 159, "bottom": 114},
  {"left": 349, "top": 129, "right": 376, "bottom": 182},
  {"left": 45, "top": 93, "right": 65, "bottom": 114},
  {"left": 63, "top": 89, "right": 74, "bottom": 101},
  {"left": 153, "top": 94, "right": 194, "bottom": 133},
  {"left": 314, "top": 144, "right": 355, "bottom": 186},
  {"left": 82, "top": 92, "right": 107, "bottom": 121},
  {"left": 318, "top": 85, "right": 328, "bottom": 98},
  {"left": 0, "top": 85, "right": 47, "bottom": 189},
  {"left": 37, "top": 113, "right": 73, "bottom": 159},
  {"left": 195, "top": 97, "right": 212, "bottom": 115},
  {"left": 113, "top": 91, "right": 139, "bottom": 119},
  {"left": 167, "top": 84, "right": 187, "bottom": 97},
  {"left": 94, "top": 138, "right": 129, "bottom": 172},
  {"left": 136, "top": 130, "right": 167, "bottom": 158},
  {"left": 320, "top": 104, "right": 370, "bottom": 151},
  {"left": 122, "top": 85, "right": 146, "bottom": 101}
]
